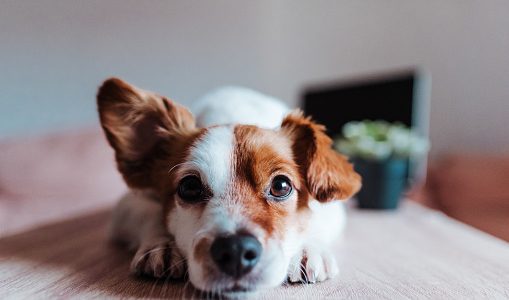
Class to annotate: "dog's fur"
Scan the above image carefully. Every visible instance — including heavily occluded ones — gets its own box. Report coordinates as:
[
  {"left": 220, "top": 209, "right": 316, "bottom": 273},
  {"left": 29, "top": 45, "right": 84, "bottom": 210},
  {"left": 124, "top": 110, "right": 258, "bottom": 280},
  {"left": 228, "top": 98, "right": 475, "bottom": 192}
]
[{"left": 97, "top": 78, "right": 361, "bottom": 293}]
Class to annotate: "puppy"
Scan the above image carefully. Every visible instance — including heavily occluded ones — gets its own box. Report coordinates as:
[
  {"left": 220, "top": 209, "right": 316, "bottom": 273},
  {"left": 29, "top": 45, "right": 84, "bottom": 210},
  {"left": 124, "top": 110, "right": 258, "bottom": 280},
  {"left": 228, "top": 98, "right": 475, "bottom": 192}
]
[{"left": 97, "top": 78, "right": 361, "bottom": 294}]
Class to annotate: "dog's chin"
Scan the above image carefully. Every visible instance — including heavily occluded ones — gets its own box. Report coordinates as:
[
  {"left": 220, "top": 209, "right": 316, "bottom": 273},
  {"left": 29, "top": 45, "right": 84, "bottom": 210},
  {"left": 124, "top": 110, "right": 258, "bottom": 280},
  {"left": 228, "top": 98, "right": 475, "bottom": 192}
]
[
  {"left": 216, "top": 284, "right": 256, "bottom": 296},
  {"left": 190, "top": 274, "right": 272, "bottom": 295},
  {"left": 188, "top": 265, "right": 287, "bottom": 297},
  {"left": 189, "top": 281, "right": 257, "bottom": 300},
  {"left": 190, "top": 289, "right": 255, "bottom": 300},
  {"left": 193, "top": 282, "right": 263, "bottom": 300},
  {"left": 220, "top": 288, "right": 258, "bottom": 300}
]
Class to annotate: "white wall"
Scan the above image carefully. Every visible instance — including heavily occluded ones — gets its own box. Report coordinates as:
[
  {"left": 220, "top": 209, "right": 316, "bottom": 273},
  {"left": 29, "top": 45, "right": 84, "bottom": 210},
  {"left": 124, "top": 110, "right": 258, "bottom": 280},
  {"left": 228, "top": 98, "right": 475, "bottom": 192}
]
[
  {"left": 1, "top": 1, "right": 508, "bottom": 155},
  {"left": 0, "top": 1, "right": 270, "bottom": 135}
]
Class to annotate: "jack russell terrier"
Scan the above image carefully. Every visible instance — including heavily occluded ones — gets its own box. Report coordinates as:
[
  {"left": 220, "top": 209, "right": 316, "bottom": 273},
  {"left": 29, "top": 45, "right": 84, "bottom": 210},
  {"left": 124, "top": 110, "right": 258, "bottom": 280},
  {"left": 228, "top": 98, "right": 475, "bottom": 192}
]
[{"left": 97, "top": 78, "right": 361, "bottom": 294}]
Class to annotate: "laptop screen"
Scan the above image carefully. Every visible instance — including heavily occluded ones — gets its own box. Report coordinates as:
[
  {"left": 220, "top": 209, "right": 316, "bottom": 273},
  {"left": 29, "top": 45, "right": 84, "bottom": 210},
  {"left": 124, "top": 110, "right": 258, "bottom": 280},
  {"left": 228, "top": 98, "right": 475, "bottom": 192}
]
[{"left": 302, "top": 71, "right": 418, "bottom": 138}]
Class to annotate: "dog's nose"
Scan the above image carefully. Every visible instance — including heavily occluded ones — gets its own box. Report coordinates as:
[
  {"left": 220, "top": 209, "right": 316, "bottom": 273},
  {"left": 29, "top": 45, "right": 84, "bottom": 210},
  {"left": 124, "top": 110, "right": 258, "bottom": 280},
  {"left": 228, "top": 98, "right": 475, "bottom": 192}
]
[{"left": 210, "top": 234, "right": 262, "bottom": 278}]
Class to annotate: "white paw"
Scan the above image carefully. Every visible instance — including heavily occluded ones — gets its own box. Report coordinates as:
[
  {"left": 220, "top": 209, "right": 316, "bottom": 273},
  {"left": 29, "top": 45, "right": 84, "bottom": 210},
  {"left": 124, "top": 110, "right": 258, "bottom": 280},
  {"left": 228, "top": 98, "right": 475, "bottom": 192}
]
[
  {"left": 130, "top": 236, "right": 187, "bottom": 279},
  {"left": 287, "top": 247, "right": 339, "bottom": 283}
]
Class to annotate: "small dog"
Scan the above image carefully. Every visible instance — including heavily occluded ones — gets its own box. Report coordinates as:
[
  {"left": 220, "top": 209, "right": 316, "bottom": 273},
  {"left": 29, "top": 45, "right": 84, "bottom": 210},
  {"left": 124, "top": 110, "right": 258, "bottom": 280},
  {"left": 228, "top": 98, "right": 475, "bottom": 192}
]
[{"left": 97, "top": 78, "right": 361, "bottom": 294}]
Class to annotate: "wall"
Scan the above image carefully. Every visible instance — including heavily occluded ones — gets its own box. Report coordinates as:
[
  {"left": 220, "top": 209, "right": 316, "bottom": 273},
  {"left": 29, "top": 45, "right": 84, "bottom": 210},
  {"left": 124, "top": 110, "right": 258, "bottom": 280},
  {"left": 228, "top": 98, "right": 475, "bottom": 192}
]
[
  {"left": 0, "top": 0, "right": 270, "bottom": 135},
  {"left": 1, "top": 1, "right": 508, "bottom": 154}
]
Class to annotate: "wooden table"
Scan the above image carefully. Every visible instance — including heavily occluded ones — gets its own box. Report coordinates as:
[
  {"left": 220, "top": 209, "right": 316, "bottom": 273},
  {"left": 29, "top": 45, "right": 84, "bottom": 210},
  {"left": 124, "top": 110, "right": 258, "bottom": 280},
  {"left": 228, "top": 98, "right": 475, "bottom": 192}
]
[{"left": 1, "top": 201, "right": 508, "bottom": 299}]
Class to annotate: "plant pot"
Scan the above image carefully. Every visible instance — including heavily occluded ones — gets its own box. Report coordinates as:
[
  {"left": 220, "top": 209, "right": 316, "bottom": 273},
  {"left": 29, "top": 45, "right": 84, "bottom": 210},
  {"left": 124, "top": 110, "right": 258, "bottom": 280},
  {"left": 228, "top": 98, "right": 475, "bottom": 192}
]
[{"left": 352, "top": 158, "right": 408, "bottom": 209}]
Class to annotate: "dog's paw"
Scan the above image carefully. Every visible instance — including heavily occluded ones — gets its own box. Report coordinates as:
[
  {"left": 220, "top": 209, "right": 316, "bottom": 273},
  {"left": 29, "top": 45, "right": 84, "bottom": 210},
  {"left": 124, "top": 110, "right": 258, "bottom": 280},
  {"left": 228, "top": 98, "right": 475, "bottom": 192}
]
[
  {"left": 130, "top": 237, "right": 187, "bottom": 279},
  {"left": 287, "top": 246, "right": 339, "bottom": 283}
]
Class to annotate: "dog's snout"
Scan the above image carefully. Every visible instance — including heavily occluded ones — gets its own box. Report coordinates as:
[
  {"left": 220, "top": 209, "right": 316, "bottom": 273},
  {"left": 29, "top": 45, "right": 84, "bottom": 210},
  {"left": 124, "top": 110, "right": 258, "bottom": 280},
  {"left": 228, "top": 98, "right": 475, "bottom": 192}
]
[{"left": 210, "top": 234, "right": 262, "bottom": 278}]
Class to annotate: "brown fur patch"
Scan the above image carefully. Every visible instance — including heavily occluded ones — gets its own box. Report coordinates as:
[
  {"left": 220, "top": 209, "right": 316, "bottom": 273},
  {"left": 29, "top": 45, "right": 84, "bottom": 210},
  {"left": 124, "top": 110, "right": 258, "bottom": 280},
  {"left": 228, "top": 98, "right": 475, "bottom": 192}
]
[
  {"left": 281, "top": 110, "right": 362, "bottom": 201},
  {"left": 96, "top": 77, "right": 206, "bottom": 212},
  {"left": 233, "top": 125, "right": 303, "bottom": 238}
]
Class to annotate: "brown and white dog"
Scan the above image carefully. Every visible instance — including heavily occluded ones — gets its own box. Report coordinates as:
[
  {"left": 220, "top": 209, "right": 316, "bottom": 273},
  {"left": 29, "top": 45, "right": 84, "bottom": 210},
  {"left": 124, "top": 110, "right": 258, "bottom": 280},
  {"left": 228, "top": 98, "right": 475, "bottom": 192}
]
[{"left": 97, "top": 78, "right": 361, "bottom": 294}]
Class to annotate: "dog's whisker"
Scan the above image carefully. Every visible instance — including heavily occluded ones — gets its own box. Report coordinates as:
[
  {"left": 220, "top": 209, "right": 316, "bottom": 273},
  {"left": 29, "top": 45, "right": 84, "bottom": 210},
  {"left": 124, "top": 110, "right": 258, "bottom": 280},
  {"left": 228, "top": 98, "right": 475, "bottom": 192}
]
[
  {"left": 299, "top": 261, "right": 312, "bottom": 283},
  {"left": 168, "top": 162, "right": 194, "bottom": 176}
]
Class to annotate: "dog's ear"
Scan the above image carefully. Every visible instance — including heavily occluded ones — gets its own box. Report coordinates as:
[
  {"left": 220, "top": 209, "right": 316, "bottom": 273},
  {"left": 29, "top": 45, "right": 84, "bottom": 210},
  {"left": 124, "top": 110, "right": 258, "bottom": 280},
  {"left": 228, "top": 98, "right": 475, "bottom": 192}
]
[
  {"left": 281, "top": 111, "right": 361, "bottom": 202},
  {"left": 97, "top": 77, "right": 196, "bottom": 188}
]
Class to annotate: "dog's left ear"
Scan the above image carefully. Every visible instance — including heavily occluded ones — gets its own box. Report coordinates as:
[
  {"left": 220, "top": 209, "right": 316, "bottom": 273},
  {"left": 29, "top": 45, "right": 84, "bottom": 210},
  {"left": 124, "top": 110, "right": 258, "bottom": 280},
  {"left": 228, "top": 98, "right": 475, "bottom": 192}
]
[
  {"left": 281, "top": 111, "right": 361, "bottom": 202},
  {"left": 97, "top": 78, "right": 196, "bottom": 189}
]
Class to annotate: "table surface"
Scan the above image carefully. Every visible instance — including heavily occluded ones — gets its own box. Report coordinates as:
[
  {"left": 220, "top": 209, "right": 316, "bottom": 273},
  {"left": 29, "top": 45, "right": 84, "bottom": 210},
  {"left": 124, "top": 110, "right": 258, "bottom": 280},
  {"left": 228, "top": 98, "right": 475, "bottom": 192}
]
[{"left": 1, "top": 201, "right": 508, "bottom": 299}]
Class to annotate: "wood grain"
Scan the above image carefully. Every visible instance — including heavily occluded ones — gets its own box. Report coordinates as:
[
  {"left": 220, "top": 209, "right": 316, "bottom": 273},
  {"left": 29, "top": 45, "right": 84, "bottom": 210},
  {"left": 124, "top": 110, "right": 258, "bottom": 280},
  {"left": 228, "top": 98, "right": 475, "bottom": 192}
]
[{"left": 1, "top": 202, "right": 509, "bottom": 299}]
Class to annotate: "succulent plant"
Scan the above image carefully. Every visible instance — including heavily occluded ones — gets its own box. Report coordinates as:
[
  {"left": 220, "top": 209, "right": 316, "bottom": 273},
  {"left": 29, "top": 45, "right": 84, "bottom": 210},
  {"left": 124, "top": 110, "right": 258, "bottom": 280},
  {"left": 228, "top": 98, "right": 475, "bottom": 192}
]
[{"left": 334, "top": 120, "right": 430, "bottom": 160}]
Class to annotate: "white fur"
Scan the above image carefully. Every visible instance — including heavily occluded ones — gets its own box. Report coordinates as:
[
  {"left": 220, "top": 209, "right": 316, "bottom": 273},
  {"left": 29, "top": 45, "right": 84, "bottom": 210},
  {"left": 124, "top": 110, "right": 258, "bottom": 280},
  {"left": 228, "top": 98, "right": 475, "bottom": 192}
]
[
  {"left": 110, "top": 192, "right": 186, "bottom": 278},
  {"left": 184, "top": 126, "right": 234, "bottom": 194},
  {"left": 192, "top": 86, "right": 290, "bottom": 129},
  {"left": 307, "top": 200, "right": 346, "bottom": 246},
  {"left": 110, "top": 192, "right": 167, "bottom": 249},
  {"left": 287, "top": 201, "right": 344, "bottom": 283}
]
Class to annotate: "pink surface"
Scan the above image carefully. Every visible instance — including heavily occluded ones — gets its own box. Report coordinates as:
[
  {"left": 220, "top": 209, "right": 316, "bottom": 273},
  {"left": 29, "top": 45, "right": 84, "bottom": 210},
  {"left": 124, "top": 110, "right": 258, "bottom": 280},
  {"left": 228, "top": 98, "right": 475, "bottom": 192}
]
[{"left": 0, "top": 128, "right": 127, "bottom": 236}]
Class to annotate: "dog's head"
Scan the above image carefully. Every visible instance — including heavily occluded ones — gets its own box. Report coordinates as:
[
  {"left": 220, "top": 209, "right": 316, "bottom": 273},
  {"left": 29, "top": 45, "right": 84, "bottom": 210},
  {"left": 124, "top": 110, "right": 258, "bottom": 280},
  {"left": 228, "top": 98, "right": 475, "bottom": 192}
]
[{"left": 97, "top": 78, "right": 361, "bottom": 293}]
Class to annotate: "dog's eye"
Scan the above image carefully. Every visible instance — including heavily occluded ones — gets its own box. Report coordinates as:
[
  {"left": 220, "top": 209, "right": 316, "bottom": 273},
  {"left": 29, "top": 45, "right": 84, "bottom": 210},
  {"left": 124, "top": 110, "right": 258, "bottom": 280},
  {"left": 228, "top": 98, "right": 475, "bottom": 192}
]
[
  {"left": 269, "top": 175, "right": 292, "bottom": 199},
  {"left": 178, "top": 176, "right": 204, "bottom": 202}
]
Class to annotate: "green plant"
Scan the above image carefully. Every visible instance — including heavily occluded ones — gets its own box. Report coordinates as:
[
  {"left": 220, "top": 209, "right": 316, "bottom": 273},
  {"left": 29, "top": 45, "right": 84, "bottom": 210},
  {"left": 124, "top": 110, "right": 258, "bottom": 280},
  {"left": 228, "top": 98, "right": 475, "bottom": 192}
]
[{"left": 334, "top": 120, "right": 430, "bottom": 160}]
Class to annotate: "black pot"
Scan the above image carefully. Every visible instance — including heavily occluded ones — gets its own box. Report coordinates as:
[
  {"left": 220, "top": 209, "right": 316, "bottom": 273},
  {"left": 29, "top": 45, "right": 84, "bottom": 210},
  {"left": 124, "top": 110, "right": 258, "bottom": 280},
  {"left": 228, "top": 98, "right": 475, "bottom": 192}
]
[{"left": 352, "top": 158, "right": 408, "bottom": 209}]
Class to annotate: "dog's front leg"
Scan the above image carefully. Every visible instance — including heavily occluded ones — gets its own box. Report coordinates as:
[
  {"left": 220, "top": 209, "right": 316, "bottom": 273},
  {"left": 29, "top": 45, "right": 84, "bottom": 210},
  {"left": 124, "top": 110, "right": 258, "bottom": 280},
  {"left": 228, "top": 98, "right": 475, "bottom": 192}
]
[
  {"left": 110, "top": 192, "right": 186, "bottom": 279},
  {"left": 287, "top": 201, "right": 345, "bottom": 283},
  {"left": 287, "top": 244, "right": 339, "bottom": 283}
]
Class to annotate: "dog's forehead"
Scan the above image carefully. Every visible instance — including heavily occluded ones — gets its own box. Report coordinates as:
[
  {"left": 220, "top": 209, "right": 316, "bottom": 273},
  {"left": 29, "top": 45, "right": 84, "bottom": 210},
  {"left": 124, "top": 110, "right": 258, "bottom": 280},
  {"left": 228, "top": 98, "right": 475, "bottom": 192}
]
[
  {"left": 187, "top": 125, "right": 293, "bottom": 191},
  {"left": 233, "top": 125, "right": 293, "bottom": 163}
]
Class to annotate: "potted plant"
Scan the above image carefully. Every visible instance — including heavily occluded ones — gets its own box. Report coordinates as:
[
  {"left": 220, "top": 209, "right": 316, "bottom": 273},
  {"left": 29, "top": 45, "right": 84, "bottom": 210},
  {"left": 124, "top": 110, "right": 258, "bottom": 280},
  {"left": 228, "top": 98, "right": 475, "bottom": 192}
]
[{"left": 334, "top": 120, "right": 429, "bottom": 209}]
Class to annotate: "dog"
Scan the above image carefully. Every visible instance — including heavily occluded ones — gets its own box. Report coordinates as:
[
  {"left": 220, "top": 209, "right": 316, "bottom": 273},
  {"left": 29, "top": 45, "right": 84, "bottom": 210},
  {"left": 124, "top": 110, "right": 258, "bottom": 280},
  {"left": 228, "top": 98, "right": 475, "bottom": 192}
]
[{"left": 97, "top": 78, "right": 361, "bottom": 294}]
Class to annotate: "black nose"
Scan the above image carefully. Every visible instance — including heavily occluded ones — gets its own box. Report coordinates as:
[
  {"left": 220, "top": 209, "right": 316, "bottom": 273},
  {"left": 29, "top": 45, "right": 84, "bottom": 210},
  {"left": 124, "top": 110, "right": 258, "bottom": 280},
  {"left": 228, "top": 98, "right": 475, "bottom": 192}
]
[{"left": 210, "top": 234, "right": 262, "bottom": 278}]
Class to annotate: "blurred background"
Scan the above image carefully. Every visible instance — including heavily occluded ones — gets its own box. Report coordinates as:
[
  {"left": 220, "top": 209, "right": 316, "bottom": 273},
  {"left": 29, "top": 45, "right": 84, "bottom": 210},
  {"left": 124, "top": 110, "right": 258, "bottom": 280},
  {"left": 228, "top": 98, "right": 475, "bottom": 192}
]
[
  {"left": 2, "top": 0, "right": 509, "bottom": 154},
  {"left": 1, "top": 1, "right": 508, "bottom": 240}
]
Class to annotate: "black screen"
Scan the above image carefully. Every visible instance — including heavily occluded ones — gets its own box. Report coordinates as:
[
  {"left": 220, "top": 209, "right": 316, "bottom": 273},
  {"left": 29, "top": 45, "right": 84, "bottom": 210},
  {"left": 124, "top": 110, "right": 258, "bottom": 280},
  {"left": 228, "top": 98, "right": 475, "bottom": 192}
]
[{"left": 303, "top": 72, "right": 415, "bottom": 137}]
